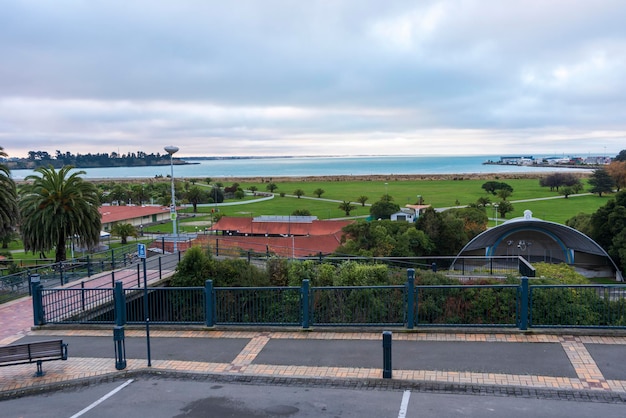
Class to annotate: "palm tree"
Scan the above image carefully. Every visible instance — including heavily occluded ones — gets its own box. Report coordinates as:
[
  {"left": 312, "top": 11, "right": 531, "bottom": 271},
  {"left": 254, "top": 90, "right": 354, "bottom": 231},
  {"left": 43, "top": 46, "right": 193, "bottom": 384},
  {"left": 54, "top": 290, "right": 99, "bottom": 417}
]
[
  {"left": 357, "top": 195, "right": 369, "bottom": 207},
  {"left": 293, "top": 189, "right": 305, "bottom": 198},
  {"left": 19, "top": 165, "right": 101, "bottom": 262},
  {"left": 186, "top": 186, "right": 205, "bottom": 213},
  {"left": 338, "top": 201, "right": 356, "bottom": 216},
  {"left": 0, "top": 146, "right": 19, "bottom": 242},
  {"left": 313, "top": 188, "right": 325, "bottom": 198},
  {"left": 111, "top": 223, "right": 138, "bottom": 245}
]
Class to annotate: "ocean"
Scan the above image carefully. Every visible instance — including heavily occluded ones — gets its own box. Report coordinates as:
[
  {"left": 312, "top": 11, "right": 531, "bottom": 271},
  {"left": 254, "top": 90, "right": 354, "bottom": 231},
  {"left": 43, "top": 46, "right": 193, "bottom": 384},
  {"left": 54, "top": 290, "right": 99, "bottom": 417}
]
[{"left": 9, "top": 155, "right": 587, "bottom": 180}]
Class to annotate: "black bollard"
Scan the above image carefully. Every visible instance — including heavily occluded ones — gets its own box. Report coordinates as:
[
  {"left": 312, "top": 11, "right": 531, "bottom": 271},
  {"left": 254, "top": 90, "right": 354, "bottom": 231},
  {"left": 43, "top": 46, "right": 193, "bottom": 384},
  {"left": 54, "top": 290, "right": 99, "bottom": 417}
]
[{"left": 382, "top": 331, "right": 392, "bottom": 379}]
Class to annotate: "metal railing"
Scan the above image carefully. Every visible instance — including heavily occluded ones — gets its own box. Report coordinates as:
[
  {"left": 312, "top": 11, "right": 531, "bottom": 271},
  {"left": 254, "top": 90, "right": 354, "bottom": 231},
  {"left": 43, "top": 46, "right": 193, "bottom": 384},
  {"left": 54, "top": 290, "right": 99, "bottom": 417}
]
[
  {"left": 530, "top": 284, "right": 626, "bottom": 328},
  {"left": 32, "top": 270, "right": 626, "bottom": 330}
]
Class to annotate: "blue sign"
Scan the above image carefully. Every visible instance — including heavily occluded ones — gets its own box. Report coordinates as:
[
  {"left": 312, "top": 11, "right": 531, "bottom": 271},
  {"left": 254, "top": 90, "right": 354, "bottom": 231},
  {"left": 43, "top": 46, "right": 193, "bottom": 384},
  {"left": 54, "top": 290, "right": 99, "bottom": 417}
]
[{"left": 137, "top": 243, "right": 146, "bottom": 259}]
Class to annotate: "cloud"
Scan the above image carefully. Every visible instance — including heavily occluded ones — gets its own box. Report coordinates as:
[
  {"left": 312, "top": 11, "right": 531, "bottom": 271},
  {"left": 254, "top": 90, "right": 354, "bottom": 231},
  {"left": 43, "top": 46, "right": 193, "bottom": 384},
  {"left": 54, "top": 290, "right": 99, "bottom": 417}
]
[{"left": 0, "top": 0, "right": 625, "bottom": 159}]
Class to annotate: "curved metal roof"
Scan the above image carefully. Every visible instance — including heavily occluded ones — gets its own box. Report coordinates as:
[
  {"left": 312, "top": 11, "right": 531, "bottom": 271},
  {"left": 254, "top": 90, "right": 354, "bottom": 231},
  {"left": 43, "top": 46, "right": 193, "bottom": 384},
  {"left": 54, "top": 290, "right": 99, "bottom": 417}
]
[{"left": 461, "top": 216, "right": 607, "bottom": 256}]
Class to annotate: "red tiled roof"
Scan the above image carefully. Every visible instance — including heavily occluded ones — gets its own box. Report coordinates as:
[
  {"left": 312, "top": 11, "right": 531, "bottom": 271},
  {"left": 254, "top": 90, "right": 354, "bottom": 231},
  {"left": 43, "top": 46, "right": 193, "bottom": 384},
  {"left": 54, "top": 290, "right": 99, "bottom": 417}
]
[
  {"left": 196, "top": 233, "right": 345, "bottom": 257},
  {"left": 99, "top": 205, "right": 172, "bottom": 223},
  {"left": 212, "top": 217, "right": 353, "bottom": 236}
]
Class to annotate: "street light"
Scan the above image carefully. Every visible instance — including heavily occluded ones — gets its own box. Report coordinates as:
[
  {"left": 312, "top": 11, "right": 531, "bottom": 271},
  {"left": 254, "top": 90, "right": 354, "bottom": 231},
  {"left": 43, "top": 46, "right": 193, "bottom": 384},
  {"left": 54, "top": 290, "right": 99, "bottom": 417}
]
[
  {"left": 494, "top": 203, "right": 499, "bottom": 226},
  {"left": 164, "top": 145, "right": 179, "bottom": 252}
]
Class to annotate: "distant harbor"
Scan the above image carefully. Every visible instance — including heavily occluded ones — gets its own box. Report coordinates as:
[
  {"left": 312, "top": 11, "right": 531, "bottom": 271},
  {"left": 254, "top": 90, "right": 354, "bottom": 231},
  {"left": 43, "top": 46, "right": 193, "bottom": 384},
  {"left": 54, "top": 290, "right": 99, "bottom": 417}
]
[
  {"left": 483, "top": 155, "right": 610, "bottom": 169},
  {"left": 9, "top": 155, "right": 595, "bottom": 181}
]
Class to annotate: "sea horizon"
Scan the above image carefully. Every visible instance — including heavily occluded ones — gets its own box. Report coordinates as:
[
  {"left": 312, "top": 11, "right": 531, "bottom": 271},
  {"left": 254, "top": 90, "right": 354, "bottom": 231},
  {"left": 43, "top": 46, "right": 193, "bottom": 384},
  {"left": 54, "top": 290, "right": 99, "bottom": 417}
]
[{"left": 9, "top": 154, "right": 592, "bottom": 180}]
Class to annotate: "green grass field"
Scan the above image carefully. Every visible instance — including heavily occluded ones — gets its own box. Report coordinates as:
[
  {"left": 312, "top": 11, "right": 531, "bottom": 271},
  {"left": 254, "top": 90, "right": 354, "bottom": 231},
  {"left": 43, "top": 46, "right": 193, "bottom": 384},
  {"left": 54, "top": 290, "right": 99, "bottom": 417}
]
[
  {"left": 177, "top": 177, "right": 609, "bottom": 226},
  {"left": 4, "top": 176, "right": 614, "bottom": 256}
]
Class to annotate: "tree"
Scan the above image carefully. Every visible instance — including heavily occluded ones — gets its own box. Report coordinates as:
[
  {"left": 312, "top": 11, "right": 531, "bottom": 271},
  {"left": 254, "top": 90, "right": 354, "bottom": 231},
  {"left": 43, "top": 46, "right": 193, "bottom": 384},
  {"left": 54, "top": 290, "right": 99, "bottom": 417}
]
[
  {"left": 496, "top": 188, "right": 512, "bottom": 200},
  {"left": 589, "top": 191, "right": 626, "bottom": 271},
  {"left": 209, "top": 186, "right": 224, "bottom": 204},
  {"left": 415, "top": 208, "right": 467, "bottom": 256},
  {"left": 313, "top": 188, "right": 325, "bottom": 198},
  {"left": 357, "top": 196, "right": 369, "bottom": 207},
  {"left": 614, "top": 149, "right": 626, "bottom": 162},
  {"left": 476, "top": 196, "right": 491, "bottom": 208},
  {"left": 186, "top": 186, "right": 207, "bottom": 212},
  {"left": 293, "top": 188, "right": 305, "bottom": 198},
  {"left": 565, "top": 212, "right": 593, "bottom": 236},
  {"left": 266, "top": 183, "right": 278, "bottom": 193},
  {"left": 19, "top": 165, "right": 101, "bottom": 262},
  {"left": 447, "top": 207, "right": 488, "bottom": 240},
  {"left": 496, "top": 200, "right": 514, "bottom": 218},
  {"left": 249, "top": 185, "right": 258, "bottom": 195},
  {"left": 0, "top": 146, "right": 19, "bottom": 243},
  {"left": 539, "top": 172, "right": 583, "bottom": 192},
  {"left": 111, "top": 223, "right": 137, "bottom": 245},
  {"left": 369, "top": 200, "right": 400, "bottom": 220},
  {"left": 606, "top": 161, "right": 626, "bottom": 191},
  {"left": 338, "top": 201, "right": 356, "bottom": 216},
  {"left": 292, "top": 209, "right": 311, "bottom": 216},
  {"left": 481, "top": 181, "right": 512, "bottom": 195},
  {"left": 588, "top": 168, "right": 615, "bottom": 197}
]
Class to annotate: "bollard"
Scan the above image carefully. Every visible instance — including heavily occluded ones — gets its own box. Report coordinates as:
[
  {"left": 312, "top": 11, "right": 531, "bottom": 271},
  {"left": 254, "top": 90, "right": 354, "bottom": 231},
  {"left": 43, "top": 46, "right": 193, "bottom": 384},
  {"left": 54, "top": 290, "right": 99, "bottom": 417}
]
[
  {"left": 30, "top": 275, "right": 43, "bottom": 326},
  {"left": 114, "top": 281, "right": 127, "bottom": 370},
  {"left": 113, "top": 326, "right": 127, "bottom": 370},
  {"left": 382, "top": 331, "right": 392, "bottom": 379},
  {"left": 205, "top": 280, "right": 214, "bottom": 327}
]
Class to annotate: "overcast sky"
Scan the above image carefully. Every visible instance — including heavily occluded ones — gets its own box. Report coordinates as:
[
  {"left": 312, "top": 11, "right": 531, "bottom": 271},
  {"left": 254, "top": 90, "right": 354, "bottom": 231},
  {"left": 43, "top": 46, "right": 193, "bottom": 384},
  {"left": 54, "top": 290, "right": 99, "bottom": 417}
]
[{"left": 1, "top": 0, "right": 625, "bottom": 159}]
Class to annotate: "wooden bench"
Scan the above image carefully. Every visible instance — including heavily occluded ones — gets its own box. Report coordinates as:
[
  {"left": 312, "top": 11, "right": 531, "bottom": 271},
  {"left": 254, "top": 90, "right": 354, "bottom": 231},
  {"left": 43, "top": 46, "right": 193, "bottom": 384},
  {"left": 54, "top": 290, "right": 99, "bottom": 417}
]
[{"left": 0, "top": 340, "right": 68, "bottom": 377}]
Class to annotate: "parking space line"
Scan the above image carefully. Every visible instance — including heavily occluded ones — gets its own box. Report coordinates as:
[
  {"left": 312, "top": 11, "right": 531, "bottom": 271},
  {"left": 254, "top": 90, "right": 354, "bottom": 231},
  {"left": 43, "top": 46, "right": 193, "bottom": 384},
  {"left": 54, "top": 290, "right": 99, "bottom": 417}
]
[
  {"left": 398, "top": 390, "right": 411, "bottom": 418},
  {"left": 69, "top": 379, "right": 134, "bottom": 418}
]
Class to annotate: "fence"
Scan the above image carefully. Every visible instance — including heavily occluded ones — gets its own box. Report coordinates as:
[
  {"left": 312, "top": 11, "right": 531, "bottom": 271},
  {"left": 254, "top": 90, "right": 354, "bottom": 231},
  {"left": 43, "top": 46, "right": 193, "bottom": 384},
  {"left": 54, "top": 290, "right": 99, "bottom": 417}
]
[
  {"left": 1, "top": 244, "right": 149, "bottom": 301},
  {"left": 32, "top": 270, "right": 626, "bottom": 330}
]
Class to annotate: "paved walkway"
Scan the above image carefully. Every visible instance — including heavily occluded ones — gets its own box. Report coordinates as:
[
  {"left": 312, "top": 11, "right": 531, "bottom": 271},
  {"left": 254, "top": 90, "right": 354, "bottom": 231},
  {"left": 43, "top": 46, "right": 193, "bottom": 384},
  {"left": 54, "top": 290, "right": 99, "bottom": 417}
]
[
  {"left": 2, "top": 290, "right": 626, "bottom": 402},
  {"left": 1, "top": 262, "right": 626, "bottom": 402}
]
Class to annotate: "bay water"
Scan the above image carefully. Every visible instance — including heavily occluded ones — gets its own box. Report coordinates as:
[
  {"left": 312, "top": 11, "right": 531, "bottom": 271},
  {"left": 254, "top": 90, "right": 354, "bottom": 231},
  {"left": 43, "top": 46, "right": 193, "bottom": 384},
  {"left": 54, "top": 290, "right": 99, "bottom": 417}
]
[{"left": 9, "top": 155, "right": 586, "bottom": 180}]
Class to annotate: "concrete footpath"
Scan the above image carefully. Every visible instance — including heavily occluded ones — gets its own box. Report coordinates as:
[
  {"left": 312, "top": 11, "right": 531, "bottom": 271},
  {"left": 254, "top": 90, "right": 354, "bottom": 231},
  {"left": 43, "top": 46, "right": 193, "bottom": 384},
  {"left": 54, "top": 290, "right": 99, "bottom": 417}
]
[{"left": 1, "top": 294, "right": 626, "bottom": 403}]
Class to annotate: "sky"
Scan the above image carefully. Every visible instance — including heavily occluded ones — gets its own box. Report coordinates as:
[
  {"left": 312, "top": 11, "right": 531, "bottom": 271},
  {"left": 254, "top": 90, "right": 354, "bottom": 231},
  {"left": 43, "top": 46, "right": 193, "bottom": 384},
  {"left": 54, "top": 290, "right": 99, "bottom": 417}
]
[{"left": 1, "top": 0, "right": 625, "bottom": 159}]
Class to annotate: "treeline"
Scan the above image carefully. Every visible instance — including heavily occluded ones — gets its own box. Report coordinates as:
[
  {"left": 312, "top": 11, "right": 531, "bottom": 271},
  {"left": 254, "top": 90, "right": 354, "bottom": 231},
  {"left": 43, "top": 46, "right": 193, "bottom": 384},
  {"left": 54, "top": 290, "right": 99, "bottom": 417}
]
[{"left": 6, "top": 150, "right": 187, "bottom": 169}]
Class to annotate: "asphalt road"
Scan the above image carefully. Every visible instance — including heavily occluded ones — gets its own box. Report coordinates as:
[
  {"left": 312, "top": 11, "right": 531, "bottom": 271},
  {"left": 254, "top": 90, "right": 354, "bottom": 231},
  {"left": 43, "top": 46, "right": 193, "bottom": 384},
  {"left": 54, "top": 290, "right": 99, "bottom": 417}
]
[{"left": 2, "top": 377, "right": 626, "bottom": 418}]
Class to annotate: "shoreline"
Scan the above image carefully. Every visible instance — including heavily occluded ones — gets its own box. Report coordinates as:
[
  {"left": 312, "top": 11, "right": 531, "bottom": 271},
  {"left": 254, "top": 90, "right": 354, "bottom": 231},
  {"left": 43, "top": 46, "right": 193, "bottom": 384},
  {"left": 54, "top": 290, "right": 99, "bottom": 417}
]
[{"left": 84, "top": 171, "right": 590, "bottom": 184}]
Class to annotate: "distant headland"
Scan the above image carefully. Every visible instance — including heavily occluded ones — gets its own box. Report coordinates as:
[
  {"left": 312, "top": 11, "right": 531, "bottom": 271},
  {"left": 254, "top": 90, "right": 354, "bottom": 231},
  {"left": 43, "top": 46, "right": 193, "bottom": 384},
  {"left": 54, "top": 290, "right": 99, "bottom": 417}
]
[{"left": 3, "top": 150, "right": 192, "bottom": 170}]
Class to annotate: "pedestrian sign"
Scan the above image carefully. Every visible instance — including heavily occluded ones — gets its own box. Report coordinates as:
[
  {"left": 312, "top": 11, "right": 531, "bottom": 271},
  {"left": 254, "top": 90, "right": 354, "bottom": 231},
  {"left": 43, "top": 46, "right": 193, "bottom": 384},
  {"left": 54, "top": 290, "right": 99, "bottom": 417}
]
[{"left": 137, "top": 243, "right": 146, "bottom": 259}]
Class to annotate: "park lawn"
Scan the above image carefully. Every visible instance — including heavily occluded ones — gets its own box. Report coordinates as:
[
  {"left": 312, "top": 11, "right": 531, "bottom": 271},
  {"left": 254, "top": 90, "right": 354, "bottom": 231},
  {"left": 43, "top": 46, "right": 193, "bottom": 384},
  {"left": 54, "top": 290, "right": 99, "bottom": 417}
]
[
  {"left": 503, "top": 194, "right": 612, "bottom": 224},
  {"left": 236, "top": 178, "right": 572, "bottom": 208}
]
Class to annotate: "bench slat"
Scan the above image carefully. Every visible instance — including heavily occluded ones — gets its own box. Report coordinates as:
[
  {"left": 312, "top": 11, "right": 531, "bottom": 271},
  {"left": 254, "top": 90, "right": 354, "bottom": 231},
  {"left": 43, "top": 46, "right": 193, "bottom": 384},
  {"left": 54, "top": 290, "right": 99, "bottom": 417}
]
[{"left": 0, "top": 340, "right": 66, "bottom": 365}]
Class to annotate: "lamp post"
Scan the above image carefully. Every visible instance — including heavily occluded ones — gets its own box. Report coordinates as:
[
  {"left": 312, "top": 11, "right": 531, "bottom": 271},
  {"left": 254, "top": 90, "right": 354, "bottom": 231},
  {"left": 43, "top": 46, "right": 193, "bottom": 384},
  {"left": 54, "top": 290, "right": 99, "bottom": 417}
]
[
  {"left": 164, "top": 145, "right": 179, "bottom": 253},
  {"left": 494, "top": 203, "right": 499, "bottom": 226}
]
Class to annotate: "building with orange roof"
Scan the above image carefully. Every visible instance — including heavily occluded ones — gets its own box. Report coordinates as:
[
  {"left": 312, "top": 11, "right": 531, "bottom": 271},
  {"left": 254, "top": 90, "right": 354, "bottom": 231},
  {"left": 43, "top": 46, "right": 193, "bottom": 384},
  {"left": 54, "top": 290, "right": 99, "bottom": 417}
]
[{"left": 99, "top": 205, "right": 174, "bottom": 232}]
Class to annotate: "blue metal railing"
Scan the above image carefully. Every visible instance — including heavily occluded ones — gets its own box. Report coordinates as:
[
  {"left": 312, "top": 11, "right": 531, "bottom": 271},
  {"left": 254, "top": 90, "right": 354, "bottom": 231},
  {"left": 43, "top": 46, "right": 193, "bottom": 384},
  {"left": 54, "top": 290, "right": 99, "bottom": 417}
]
[
  {"left": 530, "top": 284, "right": 626, "bottom": 328},
  {"left": 33, "top": 271, "right": 626, "bottom": 330}
]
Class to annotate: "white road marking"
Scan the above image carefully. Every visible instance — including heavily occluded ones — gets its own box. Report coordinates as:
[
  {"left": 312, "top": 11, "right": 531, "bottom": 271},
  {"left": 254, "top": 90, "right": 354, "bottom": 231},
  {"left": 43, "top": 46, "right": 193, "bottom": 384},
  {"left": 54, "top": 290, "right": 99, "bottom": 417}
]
[
  {"left": 68, "top": 379, "right": 134, "bottom": 418},
  {"left": 398, "top": 390, "right": 411, "bottom": 418}
]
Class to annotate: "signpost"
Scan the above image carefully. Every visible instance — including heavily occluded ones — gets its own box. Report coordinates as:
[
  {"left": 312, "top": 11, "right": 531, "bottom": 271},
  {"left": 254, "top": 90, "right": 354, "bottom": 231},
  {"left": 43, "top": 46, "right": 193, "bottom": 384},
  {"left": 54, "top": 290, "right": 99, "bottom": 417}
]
[{"left": 138, "top": 243, "right": 151, "bottom": 367}]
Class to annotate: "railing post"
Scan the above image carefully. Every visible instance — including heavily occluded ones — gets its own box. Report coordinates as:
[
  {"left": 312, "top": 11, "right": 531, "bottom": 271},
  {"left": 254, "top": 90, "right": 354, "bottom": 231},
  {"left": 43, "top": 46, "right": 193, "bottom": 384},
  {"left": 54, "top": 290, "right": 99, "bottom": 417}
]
[
  {"left": 161, "top": 237, "right": 165, "bottom": 254},
  {"left": 111, "top": 248, "right": 115, "bottom": 270},
  {"left": 382, "top": 331, "right": 392, "bottom": 379},
  {"left": 114, "top": 281, "right": 127, "bottom": 370},
  {"left": 216, "top": 239, "right": 219, "bottom": 257},
  {"left": 114, "top": 281, "right": 127, "bottom": 325},
  {"left": 59, "top": 262, "right": 65, "bottom": 286},
  {"left": 31, "top": 275, "right": 43, "bottom": 326},
  {"left": 205, "top": 280, "right": 214, "bottom": 327},
  {"left": 87, "top": 255, "right": 92, "bottom": 277},
  {"left": 301, "top": 279, "right": 310, "bottom": 329},
  {"left": 159, "top": 256, "right": 162, "bottom": 281},
  {"left": 406, "top": 269, "right": 415, "bottom": 329},
  {"left": 519, "top": 276, "right": 529, "bottom": 330},
  {"left": 81, "top": 281, "right": 86, "bottom": 311}
]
